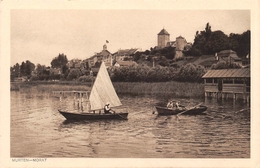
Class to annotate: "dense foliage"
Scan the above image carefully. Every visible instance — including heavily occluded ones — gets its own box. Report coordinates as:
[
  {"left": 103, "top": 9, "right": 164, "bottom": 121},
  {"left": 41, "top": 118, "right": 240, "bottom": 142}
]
[
  {"left": 78, "top": 75, "right": 94, "bottom": 82},
  {"left": 10, "top": 60, "right": 35, "bottom": 80},
  {"left": 51, "top": 53, "right": 68, "bottom": 68},
  {"left": 211, "top": 62, "right": 242, "bottom": 69},
  {"left": 185, "top": 23, "right": 250, "bottom": 57},
  {"left": 109, "top": 64, "right": 206, "bottom": 83},
  {"left": 175, "top": 63, "right": 206, "bottom": 82},
  {"left": 67, "top": 68, "right": 82, "bottom": 80}
]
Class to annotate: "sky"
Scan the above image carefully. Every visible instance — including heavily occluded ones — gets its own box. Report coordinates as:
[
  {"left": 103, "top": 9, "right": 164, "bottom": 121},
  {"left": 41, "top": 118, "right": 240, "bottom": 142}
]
[{"left": 10, "top": 10, "right": 250, "bottom": 66}]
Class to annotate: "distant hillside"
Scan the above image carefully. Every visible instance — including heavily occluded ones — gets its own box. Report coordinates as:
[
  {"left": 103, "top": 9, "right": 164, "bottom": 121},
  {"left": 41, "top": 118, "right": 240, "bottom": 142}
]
[{"left": 133, "top": 53, "right": 217, "bottom": 69}]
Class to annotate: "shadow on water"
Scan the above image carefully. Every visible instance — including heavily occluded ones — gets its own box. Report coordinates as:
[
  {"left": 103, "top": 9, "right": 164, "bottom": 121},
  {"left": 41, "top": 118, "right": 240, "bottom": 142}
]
[{"left": 60, "top": 119, "right": 128, "bottom": 127}]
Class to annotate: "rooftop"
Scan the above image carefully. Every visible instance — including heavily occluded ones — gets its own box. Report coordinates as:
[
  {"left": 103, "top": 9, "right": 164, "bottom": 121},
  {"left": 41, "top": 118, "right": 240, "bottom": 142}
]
[
  {"left": 202, "top": 68, "right": 250, "bottom": 78},
  {"left": 158, "top": 28, "right": 170, "bottom": 35},
  {"left": 116, "top": 61, "right": 137, "bottom": 66}
]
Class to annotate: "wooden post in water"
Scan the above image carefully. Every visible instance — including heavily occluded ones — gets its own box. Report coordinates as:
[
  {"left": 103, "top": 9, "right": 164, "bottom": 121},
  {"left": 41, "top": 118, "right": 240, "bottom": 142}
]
[
  {"left": 73, "top": 92, "right": 76, "bottom": 104},
  {"left": 77, "top": 92, "right": 80, "bottom": 110},
  {"left": 59, "top": 92, "right": 62, "bottom": 102},
  {"left": 220, "top": 92, "right": 222, "bottom": 99},
  {"left": 81, "top": 93, "right": 84, "bottom": 104},
  {"left": 81, "top": 92, "right": 84, "bottom": 112}
]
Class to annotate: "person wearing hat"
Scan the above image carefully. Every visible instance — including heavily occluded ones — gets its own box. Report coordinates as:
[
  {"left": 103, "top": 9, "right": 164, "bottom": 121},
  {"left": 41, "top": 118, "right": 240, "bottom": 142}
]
[{"left": 104, "top": 102, "right": 112, "bottom": 114}]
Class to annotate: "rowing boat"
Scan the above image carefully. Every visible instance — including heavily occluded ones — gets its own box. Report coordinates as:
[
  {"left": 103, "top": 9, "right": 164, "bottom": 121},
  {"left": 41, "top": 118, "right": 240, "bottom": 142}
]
[{"left": 155, "top": 105, "right": 207, "bottom": 115}]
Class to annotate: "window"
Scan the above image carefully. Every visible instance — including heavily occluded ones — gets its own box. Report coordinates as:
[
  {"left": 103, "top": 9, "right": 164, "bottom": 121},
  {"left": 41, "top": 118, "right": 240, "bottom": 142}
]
[
  {"left": 223, "top": 78, "right": 233, "bottom": 84},
  {"left": 206, "top": 78, "right": 213, "bottom": 83},
  {"left": 234, "top": 78, "right": 244, "bottom": 84}
]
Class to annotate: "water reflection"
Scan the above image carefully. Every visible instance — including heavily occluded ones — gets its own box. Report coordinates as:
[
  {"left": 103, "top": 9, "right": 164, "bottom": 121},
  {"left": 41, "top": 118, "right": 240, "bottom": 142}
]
[{"left": 11, "top": 91, "right": 250, "bottom": 158}]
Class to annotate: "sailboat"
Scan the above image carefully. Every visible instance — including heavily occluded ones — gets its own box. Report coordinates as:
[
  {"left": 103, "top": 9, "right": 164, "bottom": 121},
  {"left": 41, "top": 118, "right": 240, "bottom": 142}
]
[{"left": 58, "top": 62, "right": 128, "bottom": 120}]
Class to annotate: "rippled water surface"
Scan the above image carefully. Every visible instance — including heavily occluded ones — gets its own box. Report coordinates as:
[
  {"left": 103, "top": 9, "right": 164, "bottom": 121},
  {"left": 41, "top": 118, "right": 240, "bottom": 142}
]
[{"left": 11, "top": 90, "right": 250, "bottom": 158}]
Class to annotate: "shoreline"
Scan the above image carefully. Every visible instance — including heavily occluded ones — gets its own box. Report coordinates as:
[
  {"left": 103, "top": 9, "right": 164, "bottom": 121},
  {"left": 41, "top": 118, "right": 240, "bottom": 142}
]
[{"left": 10, "top": 81, "right": 205, "bottom": 98}]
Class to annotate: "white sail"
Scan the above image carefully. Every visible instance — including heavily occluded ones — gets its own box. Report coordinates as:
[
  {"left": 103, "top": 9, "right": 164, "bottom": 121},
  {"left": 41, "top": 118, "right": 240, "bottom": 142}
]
[{"left": 89, "top": 62, "right": 122, "bottom": 110}]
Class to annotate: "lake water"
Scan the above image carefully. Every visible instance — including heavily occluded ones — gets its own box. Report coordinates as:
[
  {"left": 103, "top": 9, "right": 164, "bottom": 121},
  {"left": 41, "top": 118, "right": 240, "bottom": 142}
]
[{"left": 11, "top": 89, "right": 250, "bottom": 158}]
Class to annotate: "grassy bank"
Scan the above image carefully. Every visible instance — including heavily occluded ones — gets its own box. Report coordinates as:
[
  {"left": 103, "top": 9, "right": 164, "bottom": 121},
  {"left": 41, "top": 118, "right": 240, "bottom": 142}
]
[
  {"left": 11, "top": 81, "right": 92, "bottom": 92},
  {"left": 11, "top": 81, "right": 204, "bottom": 98},
  {"left": 113, "top": 82, "right": 204, "bottom": 98}
]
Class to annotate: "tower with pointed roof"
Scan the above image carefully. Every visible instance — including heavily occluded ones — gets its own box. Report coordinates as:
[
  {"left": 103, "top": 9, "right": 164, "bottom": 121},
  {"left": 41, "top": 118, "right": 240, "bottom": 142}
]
[{"left": 157, "top": 28, "right": 170, "bottom": 48}]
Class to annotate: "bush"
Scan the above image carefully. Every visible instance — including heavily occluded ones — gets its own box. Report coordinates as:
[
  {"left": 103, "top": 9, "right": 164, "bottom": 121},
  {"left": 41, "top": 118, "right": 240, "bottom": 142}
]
[
  {"left": 211, "top": 61, "right": 241, "bottom": 69},
  {"left": 67, "top": 68, "right": 82, "bottom": 80},
  {"left": 78, "top": 75, "right": 95, "bottom": 82},
  {"left": 109, "top": 64, "right": 177, "bottom": 82},
  {"left": 176, "top": 63, "right": 206, "bottom": 83}
]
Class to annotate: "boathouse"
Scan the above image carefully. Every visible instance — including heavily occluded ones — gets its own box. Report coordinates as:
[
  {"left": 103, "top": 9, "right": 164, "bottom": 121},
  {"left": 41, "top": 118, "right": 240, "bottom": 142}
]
[{"left": 202, "top": 68, "right": 250, "bottom": 101}]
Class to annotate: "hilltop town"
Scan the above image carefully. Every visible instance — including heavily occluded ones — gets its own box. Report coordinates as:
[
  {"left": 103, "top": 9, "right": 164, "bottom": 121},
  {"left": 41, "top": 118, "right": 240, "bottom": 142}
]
[{"left": 11, "top": 23, "right": 250, "bottom": 82}]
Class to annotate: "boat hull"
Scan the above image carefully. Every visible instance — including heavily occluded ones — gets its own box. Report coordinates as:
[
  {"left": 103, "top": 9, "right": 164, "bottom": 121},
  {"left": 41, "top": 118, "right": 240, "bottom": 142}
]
[
  {"left": 58, "top": 110, "right": 128, "bottom": 120},
  {"left": 155, "top": 105, "right": 207, "bottom": 115}
]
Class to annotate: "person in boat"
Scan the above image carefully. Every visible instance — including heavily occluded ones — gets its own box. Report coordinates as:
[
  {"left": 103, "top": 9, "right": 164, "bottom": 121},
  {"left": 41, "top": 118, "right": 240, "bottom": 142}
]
[
  {"left": 104, "top": 102, "right": 113, "bottom": 114},
  {"left": 167, "top": 101, "right": 174, "bottom": 109},
  {"left": 175, "top": 101, "right": 180, "bottom": 110},
  {"left": 176, "top": 101, "right": 187, "bottom": 110}
]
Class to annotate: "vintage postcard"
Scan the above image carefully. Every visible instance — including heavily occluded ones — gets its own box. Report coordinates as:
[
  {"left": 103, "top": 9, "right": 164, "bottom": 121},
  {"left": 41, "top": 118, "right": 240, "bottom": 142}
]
[{"left": 1, "top": 0, "right": 260, "bottom": 167}]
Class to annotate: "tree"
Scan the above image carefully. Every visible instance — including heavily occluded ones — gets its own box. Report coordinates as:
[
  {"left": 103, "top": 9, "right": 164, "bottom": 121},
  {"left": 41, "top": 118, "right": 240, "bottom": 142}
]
[
  {"left": 203, "top": 30, "right": 229, "bottom": 54},
  {"left": 51, "top": 53, "right": 68, "bottom": 68},
  {"left": 191, "top": 23, "right": 211, "bottom": 55},
  {"left": 144, "top": 50, "right": 150, "bottom": 55},
  {"left": 25, "top": 60, "right": 35, "bottom": 76},
  {"left": 20, "top": 62, "right": 26, "bottom": 76},
  {"left": 35, "top": 64, "right": 46, "bottom": 76},
  {"left": 133, "top": 51, "right": 142, "bottom": 62},
  {"left": 10, "top": 63, "right": 20, "bottom": 78},
  {"left": 229, "top": 30, "right": 250, "bottom": 57},
  {"left": 18, "top": 61, "right": 35, "bottom": 76},
  {"left": 205, "top": 22, "right": 212, "bottom": 40},
  {"left": 61, "top": 65, "right": 69, "bottom": 76},
  {"left": 67, "top": 68, "right": 82, "bottom": 80},
  {"left": 177, "top": 63, "right": 206, "bottom": 82}
]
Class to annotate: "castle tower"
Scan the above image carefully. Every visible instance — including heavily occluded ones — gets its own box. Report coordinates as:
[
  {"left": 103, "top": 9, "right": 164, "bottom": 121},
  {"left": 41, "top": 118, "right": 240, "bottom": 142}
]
[
  {"left": 175, "top": 36, "right": 187, "bottom": 59},
  {"left": 157, "top": 28, "right": 170, "bottom": 48},
  {"left": 176, "top": 36, "right": 186, "bottom": 51}
]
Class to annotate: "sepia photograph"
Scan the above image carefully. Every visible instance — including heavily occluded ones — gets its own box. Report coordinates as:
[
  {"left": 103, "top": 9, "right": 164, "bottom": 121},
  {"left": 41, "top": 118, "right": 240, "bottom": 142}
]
[{"left": 1, "top": 0, "right": 260, "bottom": 167}]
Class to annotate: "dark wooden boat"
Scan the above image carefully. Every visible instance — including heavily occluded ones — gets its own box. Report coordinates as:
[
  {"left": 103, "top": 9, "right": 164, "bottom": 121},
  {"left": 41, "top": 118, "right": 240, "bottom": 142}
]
[
  {"left": 59, "top": 110, "right": 128, "bottom": 120},
  {"left": 58, "top": 62, "right": 128, "bottom": 121},
  {"left": 155, "top": 105, "right": 207, "bottom": 115}
]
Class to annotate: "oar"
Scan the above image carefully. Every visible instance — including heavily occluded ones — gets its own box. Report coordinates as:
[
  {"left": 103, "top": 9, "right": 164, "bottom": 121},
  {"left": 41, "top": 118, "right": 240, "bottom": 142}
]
[
  {"left": 111, "top": 110, "right": 128, "bottom": 120},
  {"left": 116, "top": 113, "right": 128, "bottom": 120},
  {"left": 176, "top": 103, "right": 203, "bottom": 116},
  {"left": 234, "top": 108, "right": 250, "bottom": 113}
]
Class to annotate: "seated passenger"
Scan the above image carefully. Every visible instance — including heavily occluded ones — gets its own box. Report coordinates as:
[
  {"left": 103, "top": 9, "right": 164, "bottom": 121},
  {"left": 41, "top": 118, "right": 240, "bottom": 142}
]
[
  {"left": 104, "top": 102, "right": 112, "bottom": 114},
  {"left": 167, "top": 101, "right": 174, "bottom": 109}
]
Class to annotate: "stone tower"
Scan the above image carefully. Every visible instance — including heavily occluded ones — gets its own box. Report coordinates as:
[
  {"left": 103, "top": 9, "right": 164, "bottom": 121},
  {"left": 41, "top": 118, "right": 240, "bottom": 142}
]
[
  {"left": 157, "top": 28, "right": 170, "bottom": 48},
  {"left": 175, "top": 36, "right": 187, "bottom": 59},
  {"left": 176, "top": 36, "right": 186, "bottom": 50}
]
